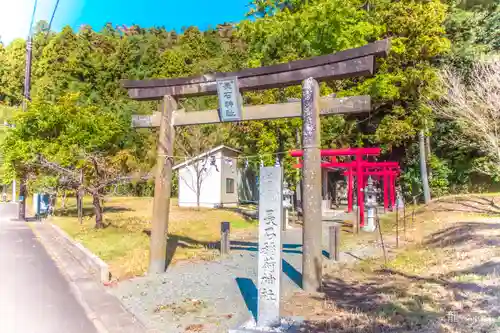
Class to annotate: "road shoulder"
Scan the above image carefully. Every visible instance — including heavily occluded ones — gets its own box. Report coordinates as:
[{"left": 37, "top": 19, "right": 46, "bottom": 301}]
[{"left": 31, "top": 221, "right": 153, "bottom": 333}]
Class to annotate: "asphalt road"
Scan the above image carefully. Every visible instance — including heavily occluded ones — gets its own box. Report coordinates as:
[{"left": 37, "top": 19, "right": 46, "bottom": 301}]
[{"left": 0, "top": 220, "right": 98, "bottom": 333}]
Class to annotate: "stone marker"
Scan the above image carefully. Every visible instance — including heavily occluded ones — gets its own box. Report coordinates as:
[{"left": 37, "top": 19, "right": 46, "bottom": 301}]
[
  {"left": 230, "top": 166, "right": 302, "bottom": 333},
  {"left": 257, "top": 166, "right": 283, "bottom": 327}
]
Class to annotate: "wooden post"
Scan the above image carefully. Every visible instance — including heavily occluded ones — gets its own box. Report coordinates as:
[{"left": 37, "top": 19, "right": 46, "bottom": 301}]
[
  {"left": 149, "top": 96, "right": 176, "bottom": 274},
  {"left": 301, "top": 77, "right": 322, "bottom": 292},
  {"left": 403, "top": 202, "right": 407, "bottom": 241},
  {"left": 395, "top": 205, "right": 399, "bottom": 248},
  {"left": 356, "top": 155, "right": 364, "bottom": 227},
  {"left": 390, "top": 174, "right": 395, "bottom": 210},
  {"left": 78, "top": 169, "right": 84, "bottom": 225},
  {"left": 329, "top": 225, "right": 340, "bottom": 261},
  {"left": 412, "top": 197, "right": 417, "bottom": 226},
  {"left": 77, "top": 193, "right": 83, "bottom": 224},
  {"left": 383, "top": 172, "right": 388, "bottom": 212},
  {"left": 419, "top": 130, "right": 431, "bottom": 204},
  {"left": 357, "top": 204, "right": 361, "bottom": 233},
  {"left": 220, "top": 221, "right": 230, "bottom": 256},
  {"left": 347, "top": 168, "right": 353, "bottom": 212}
]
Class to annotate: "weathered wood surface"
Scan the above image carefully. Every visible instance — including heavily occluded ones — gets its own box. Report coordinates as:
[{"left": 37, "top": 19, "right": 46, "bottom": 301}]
[
  {"left": 127, "top": 56, "right": 375, "bottom": 100},
  {"left": 148, "top": 96, "right": 176, "bottom": 274},
  {"left": 329, "top": 225, "right": 340, "bottom": 261},
  {"left": 122, "top": 39, "right": 390, "bottom": 89},
  {"left": 132, "top": 95, "right": 370, "bottom": 128},
  {"left": 172, "top": 95, "right": 371, "bottom": 126},
  {"left": 220, "top": 222, "right": 230, "bottom": 256}
]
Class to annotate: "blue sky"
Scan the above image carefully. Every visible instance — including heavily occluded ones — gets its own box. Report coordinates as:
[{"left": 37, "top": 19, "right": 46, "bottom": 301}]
[{"left": 0, "top": 0, "right": 251, "bottom": 45}]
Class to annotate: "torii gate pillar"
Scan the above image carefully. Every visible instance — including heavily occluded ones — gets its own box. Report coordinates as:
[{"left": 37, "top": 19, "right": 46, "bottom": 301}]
[{"left": 301, "top": 78, "right": 323, "bottom": 292}]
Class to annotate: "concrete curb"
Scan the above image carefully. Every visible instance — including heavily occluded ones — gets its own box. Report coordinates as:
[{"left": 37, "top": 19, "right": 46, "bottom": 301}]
[
  {"left": 31, "top": 222, "right": 154, "bottom": 333},
  {"left": 0, "top": 202, "right": 20, "bottom": 220},
  {"left": 50, "top": 223, "right": 110, "bottom": 283}
]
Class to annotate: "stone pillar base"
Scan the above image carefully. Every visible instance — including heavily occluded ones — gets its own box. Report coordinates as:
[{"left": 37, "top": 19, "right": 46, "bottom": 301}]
[{"left": 229, "top": 317, "right": 303, "bottom": 333}]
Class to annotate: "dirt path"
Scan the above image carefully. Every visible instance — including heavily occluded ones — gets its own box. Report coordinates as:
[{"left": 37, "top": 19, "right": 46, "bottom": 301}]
[{"left": 284, "top": 196, "right": 500, "bottom": 333}]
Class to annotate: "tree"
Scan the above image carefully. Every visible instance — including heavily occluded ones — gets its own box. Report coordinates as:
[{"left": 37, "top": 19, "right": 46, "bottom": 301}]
[
  {"left": 1, "top": 94, "right": 148, "bottom": 228},
  {"left": 435, "top": 58, "right": 500, "bottom": 179},
  {"left": 0, "top": 39, "right": 25, "bottom": 105},
  {"left": 442, "top": 0, "right": 500, "bottom": 75},
  {"left": 1, "top": 5, "right": 495, "bottom": 203},
  {"left": 238, "top": 0, "right": 450, "bottom": 192},
  {"left": 175, "top": 125, "right": 223, "bottom": 209}
]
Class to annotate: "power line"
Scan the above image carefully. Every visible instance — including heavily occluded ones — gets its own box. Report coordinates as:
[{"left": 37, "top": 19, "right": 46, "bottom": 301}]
[
  {"left": 28, "top": 0, "right": 39, "bottom": 37},
  {"left": 46, "top": 0, "right": 61, "bottom": 41}
]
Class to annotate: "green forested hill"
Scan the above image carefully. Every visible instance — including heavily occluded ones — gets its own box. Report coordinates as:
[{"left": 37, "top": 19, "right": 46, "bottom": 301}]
[{"left": 0, "top": 0, "right": 498, "bottom": 201}]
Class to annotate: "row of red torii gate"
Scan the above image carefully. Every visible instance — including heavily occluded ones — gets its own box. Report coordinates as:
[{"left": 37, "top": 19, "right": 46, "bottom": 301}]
[{"left": 290, "top": 147, "right": 400, "bottom": 225}]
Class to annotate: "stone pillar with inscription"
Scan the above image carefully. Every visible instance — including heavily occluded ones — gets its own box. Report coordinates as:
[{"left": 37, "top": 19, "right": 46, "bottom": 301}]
[
  {"left": 301, "top": 78, "right": 323, "bottom": 292},
  {"left": 257, "top": 166, "right": 283, "bottom": 327},
  {"left": 230, "top": 166, "right": 302, "bottom": 333}
]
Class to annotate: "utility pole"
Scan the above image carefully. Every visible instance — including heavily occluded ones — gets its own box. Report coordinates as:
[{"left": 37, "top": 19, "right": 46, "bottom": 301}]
[
  {"left": 419, "top": 130, "right": 431, "bottom": 204},
  {"left": 18, "top": 33, "right": 34, "bottom": 221},
  {"left": 22, "top": 34, "right": 33, "bottom": 112},
  {"left": 17, "top": 19, "right": 35, "bottom": 221}
]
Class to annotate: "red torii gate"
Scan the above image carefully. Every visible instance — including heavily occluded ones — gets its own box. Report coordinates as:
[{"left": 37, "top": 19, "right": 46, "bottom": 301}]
[
  {"left": 342, "top": 163, "right": 400, "bottom": 212},
  {"left": 290, "top": 148, "right": 400, "bottom": 227}
]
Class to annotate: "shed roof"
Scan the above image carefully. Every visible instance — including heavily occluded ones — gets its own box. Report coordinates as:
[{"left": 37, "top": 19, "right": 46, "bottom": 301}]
[{"left": 173, "top": 145, "right": 241, "bottom": 171}]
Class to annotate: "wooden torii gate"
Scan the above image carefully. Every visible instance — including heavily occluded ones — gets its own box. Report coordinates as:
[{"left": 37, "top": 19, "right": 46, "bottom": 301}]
[{"left": 122, "top": 39, "right": 390, "bottom": 292}]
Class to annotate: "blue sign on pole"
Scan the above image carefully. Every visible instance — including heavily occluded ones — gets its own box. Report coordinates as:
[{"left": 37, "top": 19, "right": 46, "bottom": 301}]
[
  {"left": 33, "top": 193, "right": 50, "bottom": 216},
  {"left": 40, "top": 194, "right": 50, "bottom": 214}
]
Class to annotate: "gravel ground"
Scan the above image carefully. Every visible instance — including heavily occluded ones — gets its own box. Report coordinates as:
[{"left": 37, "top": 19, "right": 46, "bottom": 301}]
[{"left": 109, "top": 213, "right": 386, "bottom": 333}]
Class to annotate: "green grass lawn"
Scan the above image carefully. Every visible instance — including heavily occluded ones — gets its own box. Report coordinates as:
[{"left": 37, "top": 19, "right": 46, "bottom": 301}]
[{"left": 52, "top": 196, "right": 257, "bottom": 280}]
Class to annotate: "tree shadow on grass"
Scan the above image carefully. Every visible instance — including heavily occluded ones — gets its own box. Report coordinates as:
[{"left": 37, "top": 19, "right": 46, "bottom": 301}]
[
  {"left": 55, "top": 206, "right": 132, "bottom": 218},
  {"left": 302, "top": 274, "right": 439, "bottom": 332},
  {"left": 423, "top": 221, "right": 500, "bottom": 249},
  {"left": 218, "top": 206, "right": 258, "bottom": 221},
  {"left": 142, "top": 231, "right": 221, "bottom": 269},
  {"left": 432, "top": 196, "right": 500, "bottom": 216},
  {"left": 298, "top": 261, "right": 500, "bottom": 332},
  {"left": 377, "top": 268, "right": 498, "bottom": 296},
  {"left": 448, "top": 260, "right": 500, "bottom": 277}
]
